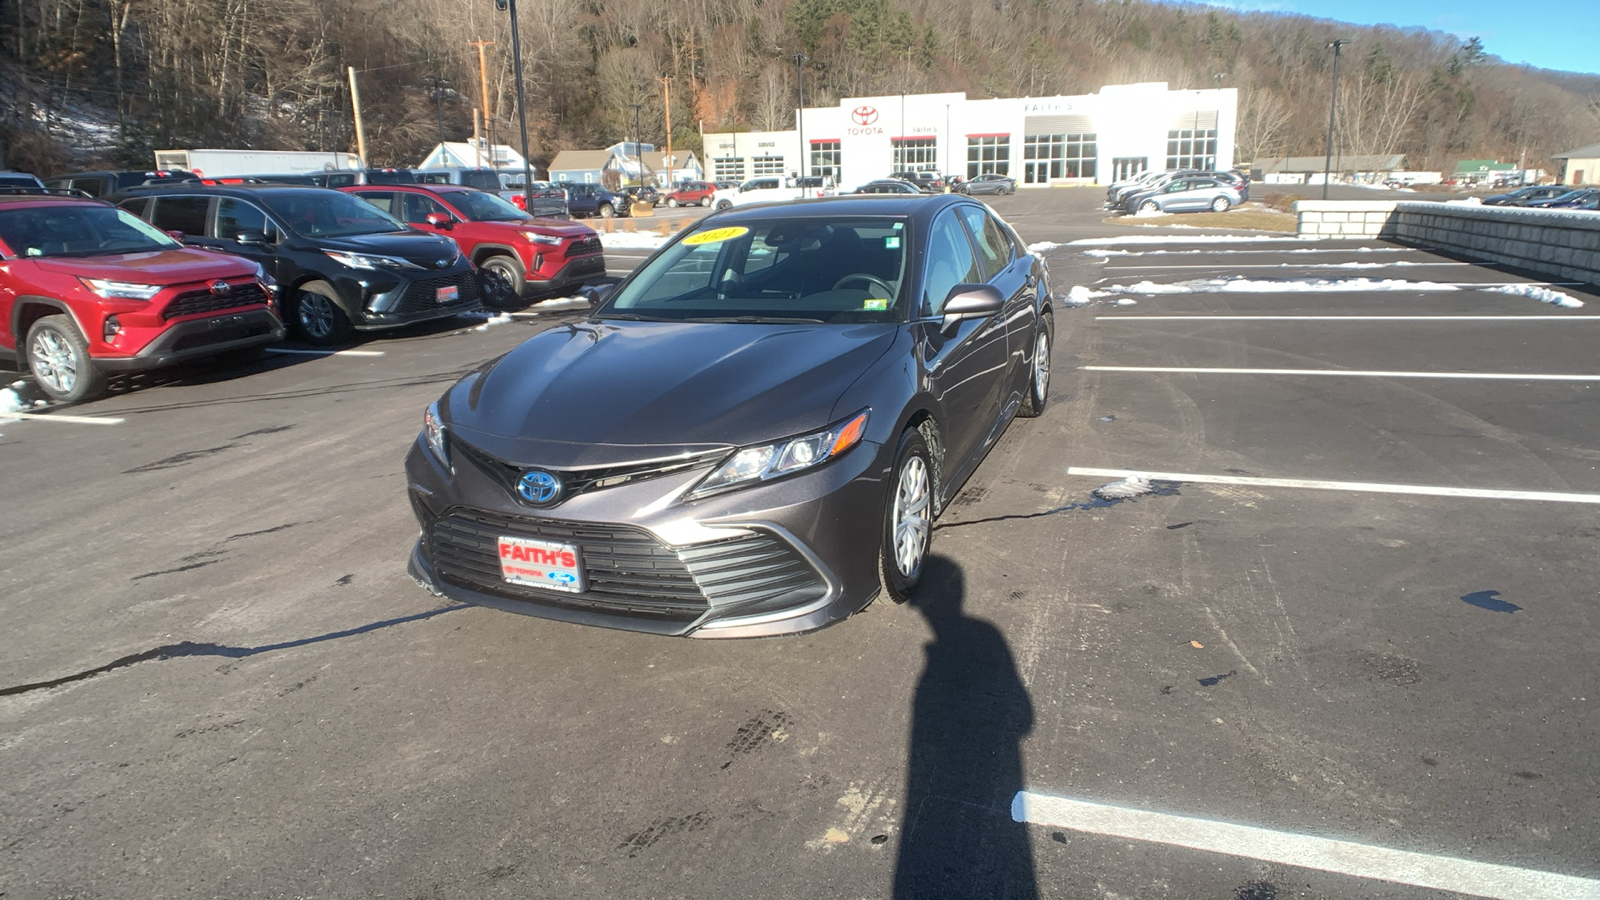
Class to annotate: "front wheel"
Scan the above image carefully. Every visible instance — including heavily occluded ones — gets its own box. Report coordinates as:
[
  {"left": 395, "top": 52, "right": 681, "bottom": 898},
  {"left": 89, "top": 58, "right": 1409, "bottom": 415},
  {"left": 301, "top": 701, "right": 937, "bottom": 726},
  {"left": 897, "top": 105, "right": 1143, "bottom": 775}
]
[
  {"left": 293, "top": 281, "right": 352, "bottom": 346},
  {"left": 598, "top": 203, "right": 615, "bottom": 218},
  {"left": 1018, "top": 312, "right": 1053, "bottom": 418},
  {"left": 1211, "top": 196, "right": 1232, "bottom": 212},
  {"left": 666, "top": 197, "right": 678, "bottom": 208},
  {"left": 25, "top": 314, "right": 107, "bottom": 404},
  {"left": 715, "top": 199, "right": 732, "bottom": 210},
  {"left": 879, "top": 426, "right": 934, "bottom": 603},
  {"left": 478, "top": 255, "right": 525, "bottom": 309},
  {"left": 1139, "top": 200, "right": 1159, "bottom": 214}
]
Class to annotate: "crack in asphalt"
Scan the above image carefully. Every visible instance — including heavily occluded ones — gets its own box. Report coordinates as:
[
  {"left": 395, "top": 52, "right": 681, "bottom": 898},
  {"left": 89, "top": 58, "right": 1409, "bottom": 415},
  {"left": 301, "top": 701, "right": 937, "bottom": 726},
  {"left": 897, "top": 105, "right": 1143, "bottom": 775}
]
[{"left": 0, "top": 605, "right": 467, "bottom": 698}]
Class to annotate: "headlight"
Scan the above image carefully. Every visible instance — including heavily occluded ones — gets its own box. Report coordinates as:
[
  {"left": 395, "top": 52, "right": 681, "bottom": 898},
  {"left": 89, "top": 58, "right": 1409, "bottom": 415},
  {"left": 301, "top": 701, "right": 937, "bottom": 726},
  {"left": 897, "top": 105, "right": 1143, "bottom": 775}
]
[
  {"left": 323, "top": 250, "right": 422, "bottom": 270},
  {"left": 253, "top": 262, "right": 281, "bottom": 298},
  {"left": 79, "top": 278, "right": 161, "bottom": 300},
  {"left": 691, "top": 410, "right": 869, "bottom": 498},
  {"left": 522, "top": 231, "right": 563, "bottom": 245},
  {"left": 422, "top": 402, "right": 449, "bottom": 468}
]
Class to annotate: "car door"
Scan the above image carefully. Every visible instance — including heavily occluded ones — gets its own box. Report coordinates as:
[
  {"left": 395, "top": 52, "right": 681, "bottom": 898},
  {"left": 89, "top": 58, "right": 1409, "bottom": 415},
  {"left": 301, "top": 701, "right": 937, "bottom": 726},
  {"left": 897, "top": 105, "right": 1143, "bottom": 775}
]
[
  {"left": 205, "top": 197, "right": 285, "bottom": 278},
  {"left": 957, "top": 204, "right": 1035, "bottom": 410},
  {"left": 916, "top": 208, "right": 1010, "bottom": 499},
  {"left": 147, "top": 195, "right": 213, "bottom": 243},
  {"left": 401, "top": 192, "right": 453, "bottom": 231}
]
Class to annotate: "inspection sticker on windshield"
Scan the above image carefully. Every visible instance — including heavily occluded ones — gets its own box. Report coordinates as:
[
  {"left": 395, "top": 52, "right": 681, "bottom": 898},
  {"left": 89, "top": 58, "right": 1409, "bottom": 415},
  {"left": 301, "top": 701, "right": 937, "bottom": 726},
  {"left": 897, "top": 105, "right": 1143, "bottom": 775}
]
[
  {"left": 498, "top": 535, "right": 586, "bottom": 593},
  {"left": 683, "top": 226, "right": 749, "bottom": 246},
  {"left": 863, "top": 299, "right": 889, "bottom": 311},
  {"left": 436, "top": 284, "right": 459, "bottom": 303},
  {"left": 885, "top": 235, "right": 901, "bottom": 249}
]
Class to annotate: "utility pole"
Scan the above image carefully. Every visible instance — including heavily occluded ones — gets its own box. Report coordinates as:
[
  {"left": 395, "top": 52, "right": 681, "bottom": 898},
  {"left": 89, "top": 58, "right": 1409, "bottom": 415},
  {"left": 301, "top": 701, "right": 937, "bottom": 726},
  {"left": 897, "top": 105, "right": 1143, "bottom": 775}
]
[
  {"left": 793, "top": 53, "right": 808, "bottom": 181},
  {"left": 426, "top": 76, "right": 449, "bottom": 151},
  {"left": 1322, "top": 39, "right": 1350, "bottom": 201},
  {"left": 347, "top": 66, "right": 368, "bottom": 168},
  {"left": 472, "top": 107, "right": 483, "bottom": 168},
  {"left": 471, "top": 40, "right": 496, "bottom": 171},
  {"left": 630, "top": 103, "right": 643, "bottom": 187},
  {"left": 659, "top": 76, "right": 673, "bottom": 190}
]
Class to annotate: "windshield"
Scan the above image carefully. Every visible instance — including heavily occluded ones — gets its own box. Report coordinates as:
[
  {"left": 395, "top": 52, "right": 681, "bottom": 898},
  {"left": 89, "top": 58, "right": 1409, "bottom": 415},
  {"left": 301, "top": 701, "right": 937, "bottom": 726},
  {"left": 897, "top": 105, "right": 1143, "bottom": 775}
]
[
  {"left": 448, "top": 190, "right": 529, "bottom": 222},
  {"left": 260, "top": 190, "right": 407, "bottom": 237},
  {"left": 0, "top": 205, "right": 180, "bottom": 258},
  {"left": 596, "top": 217, "right": 908, "bottom": 325}
]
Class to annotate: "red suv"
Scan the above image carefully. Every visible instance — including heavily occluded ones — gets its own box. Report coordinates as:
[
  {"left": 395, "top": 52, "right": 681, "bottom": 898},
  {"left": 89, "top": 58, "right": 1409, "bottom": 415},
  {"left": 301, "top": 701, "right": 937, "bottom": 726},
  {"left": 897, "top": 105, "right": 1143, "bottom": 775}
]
[
  {"left": 0, "top": 194, "right": 283, "bottom": 403},
  {"left": 664, "top": 181, "right": 716, "bottom": 207},
  {"left": 341, "top": 184, "right": 605, "bottom": 308}
]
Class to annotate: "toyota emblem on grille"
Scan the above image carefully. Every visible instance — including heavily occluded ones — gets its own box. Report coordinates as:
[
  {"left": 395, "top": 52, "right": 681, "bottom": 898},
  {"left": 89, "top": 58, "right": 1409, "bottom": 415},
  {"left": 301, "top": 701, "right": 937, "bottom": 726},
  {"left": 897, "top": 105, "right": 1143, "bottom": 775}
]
[
  {"left": 517, "top": 470, "right": 563, "bottom": 505},
  {"left": 436, "top": 258, "right": 452, "bottom": 268},
  {"left": 209, "top": 280, "right": 232, "bottom": 296}
]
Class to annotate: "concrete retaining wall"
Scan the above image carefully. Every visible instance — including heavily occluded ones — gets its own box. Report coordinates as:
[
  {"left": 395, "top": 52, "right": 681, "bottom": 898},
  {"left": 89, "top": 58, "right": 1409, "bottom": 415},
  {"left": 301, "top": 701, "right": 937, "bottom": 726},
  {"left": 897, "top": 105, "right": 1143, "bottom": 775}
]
[{"left": 1293, "top": 200, "right": 1600, "bottom": 287}]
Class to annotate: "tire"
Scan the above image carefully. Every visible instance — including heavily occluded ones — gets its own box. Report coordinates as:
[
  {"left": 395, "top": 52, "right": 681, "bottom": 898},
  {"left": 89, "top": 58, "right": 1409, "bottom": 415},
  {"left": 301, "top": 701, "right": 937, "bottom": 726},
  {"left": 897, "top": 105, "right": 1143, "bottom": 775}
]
[
  {"left": 478, "top": 255, "right": 525, "bottom": 310},
  {"left": 1139, "top": 200, "right": 1159, "bottom": 214},
  {"left": 1018, "top": 311, "right": 1053, "bottom": 418},
  {"left": 1211, "top": 196, "right": 1232, "bottom": 212},
  {"left": 1003, "top": 184, "right": 1013, "bottom": 195},
  {"left": 666, "top": 197, "right": 678, "bottom": 208},
  {"left": 879, "top": 426, "right": 935, "bottom": 603},
  {"left": 25, "top": 314, "right": 107, "bottom": 404},
  {"left": 715, "top": 199, "right": 732, "bottom": 210},
  {"left": 293, "top": 281, "right": 352, "bottom": 346},
  {"left": 599, "top": 203, "right": 615, "bottom": 218}
]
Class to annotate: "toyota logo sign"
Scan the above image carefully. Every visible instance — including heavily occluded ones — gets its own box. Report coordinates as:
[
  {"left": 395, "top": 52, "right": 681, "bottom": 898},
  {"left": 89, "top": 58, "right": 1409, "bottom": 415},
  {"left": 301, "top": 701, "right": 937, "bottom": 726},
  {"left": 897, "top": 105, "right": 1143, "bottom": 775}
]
[{"left": 851, "top": 106, "right": 879, "bottom": 126}]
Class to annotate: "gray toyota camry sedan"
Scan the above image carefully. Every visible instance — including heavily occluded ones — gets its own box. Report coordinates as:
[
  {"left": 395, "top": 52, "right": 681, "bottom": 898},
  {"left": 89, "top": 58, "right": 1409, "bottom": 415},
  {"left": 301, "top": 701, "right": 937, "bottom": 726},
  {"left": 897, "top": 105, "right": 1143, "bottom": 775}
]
[{"left": 404, "top": 194, "right": 1053, "bottom": 637}]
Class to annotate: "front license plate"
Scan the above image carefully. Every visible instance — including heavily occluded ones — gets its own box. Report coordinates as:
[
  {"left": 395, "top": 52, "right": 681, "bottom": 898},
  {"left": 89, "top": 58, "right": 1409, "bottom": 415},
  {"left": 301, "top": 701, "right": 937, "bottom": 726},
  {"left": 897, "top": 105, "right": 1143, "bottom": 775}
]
[
  {"left": 498, "top": 535, "right": 585, "bottom": 593},
  {"left": 436, "top": 284, "right": 460, "bottom": 303}
]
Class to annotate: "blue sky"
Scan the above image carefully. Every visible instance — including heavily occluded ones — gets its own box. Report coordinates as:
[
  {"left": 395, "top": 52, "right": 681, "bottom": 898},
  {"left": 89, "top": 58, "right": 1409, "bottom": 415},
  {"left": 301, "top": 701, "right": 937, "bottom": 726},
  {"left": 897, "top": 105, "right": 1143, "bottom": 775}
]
[{"left": 1202, "top": 0, "right": 1600, "bottom": 75}]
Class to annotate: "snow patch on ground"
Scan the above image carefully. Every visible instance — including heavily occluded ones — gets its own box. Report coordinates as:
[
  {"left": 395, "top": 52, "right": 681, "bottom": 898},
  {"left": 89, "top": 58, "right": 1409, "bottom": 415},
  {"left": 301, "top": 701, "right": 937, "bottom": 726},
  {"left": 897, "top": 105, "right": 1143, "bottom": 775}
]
[
  {"left": 1443, "top": 197, "right": 1483, "bottom": 206},
  {"left": 1061, "top": 285, "right": 1109, "bottom": 306},
  {"left": 473, "top": 313, "right": 515, "bottom": 331},
  {"left": 1486, "top": 283, "right": 1585, "bottom": 308},
  {"left": 0, "top": 389, "right": 29, "bottom": 415},
  {"left": 1097, "top": 276, "right": 1463, "bottom": 295},
  {"left": 1133, "top": 205, "right": 1166, "bottom": 218},
  {"left": 1093, "top": 476, "right": 1155, "bottom": 500},
  {"left": 1068, "top": 235, "right": 1301, "bottom": 246},
  {"left": 1, "top": 380, "right": 47, "bottom": 415},
  {"left": 532, "top": 296, "right": 591, "bottom": 311},
  {"left": 601, "top": 231, "right": 672, "bottom": 249},
  {"left": 1027, "top": 241, "right": 1066, "bottom": 253}
]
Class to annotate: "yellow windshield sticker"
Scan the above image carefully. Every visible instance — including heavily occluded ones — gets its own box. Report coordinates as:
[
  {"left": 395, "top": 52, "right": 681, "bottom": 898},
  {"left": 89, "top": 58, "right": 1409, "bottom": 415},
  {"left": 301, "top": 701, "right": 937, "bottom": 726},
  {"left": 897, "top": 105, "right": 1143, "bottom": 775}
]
[
  {"left": 864, "top": 299, "right": 889, "bottom": 311},
  {"left": 683, "top": 226, "right": 750, "bottom": 246}
]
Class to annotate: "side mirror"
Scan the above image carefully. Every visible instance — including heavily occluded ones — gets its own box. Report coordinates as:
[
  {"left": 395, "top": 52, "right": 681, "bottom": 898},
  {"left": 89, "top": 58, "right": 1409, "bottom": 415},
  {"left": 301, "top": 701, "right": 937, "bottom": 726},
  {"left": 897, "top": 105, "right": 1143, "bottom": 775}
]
[
  {"left": 425, "top": 212, "right": 453, "bottom": 230},
  {"left": 165, "top": 230, "right": 185, "bottom": 241},
  {"left": 939, "top": 284, "right": 1004, "bottom": 335},
  {"left": 235, "top": 230, "right": 268, "bottom": 245}
]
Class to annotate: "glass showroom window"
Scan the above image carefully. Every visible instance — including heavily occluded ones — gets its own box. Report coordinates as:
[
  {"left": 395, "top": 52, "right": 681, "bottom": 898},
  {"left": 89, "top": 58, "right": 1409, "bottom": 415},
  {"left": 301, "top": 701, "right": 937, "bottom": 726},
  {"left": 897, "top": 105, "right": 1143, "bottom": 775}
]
[
  {"left": 713, "top": 157, "right": 745, "bottom": 181},
  {"left": 893, "top": 138, "right": 938, "bottom": 172},
  {"left": 1166, "top": 128, "right": 1218, "bottom": 171},
  {"left": 751, "top": 156, "right": 786, "bottom": 176},
  {"left": 967, "top": 136, "right": 1010, "bottom": 178},
  {"left": 809, "top": 141, "right": 841, "bottom": 180}
]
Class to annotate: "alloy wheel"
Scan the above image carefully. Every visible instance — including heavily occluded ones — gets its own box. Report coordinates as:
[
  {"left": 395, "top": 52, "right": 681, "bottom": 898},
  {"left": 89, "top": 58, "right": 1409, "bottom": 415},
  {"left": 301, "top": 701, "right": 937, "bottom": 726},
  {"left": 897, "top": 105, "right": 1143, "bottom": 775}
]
[
  {"left": 28, "top": 329, "right": 77, "bottom": 395},
  {"left": 298, "top": 293, "right": 336, "bottom": 340},
  {"left": 1034, "top": 330, "right": 1051, "bottom": 399},
  {"left": 893, "top": 456, "right": 931, "bottom": 577}
]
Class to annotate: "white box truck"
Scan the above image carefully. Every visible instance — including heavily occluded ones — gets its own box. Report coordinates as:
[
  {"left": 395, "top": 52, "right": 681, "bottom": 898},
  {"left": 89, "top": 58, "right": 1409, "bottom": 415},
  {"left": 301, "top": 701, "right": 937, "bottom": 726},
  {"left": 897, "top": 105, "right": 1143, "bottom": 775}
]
[{"left": 153, "top": 149, "right": 360, "bottom": 179}]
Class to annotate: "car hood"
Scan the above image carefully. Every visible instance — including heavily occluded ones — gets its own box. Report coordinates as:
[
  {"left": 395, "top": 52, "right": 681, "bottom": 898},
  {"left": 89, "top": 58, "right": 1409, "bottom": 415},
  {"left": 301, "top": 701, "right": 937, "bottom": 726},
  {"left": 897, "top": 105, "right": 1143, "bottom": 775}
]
[
  {"left": 468, "top": 218, "right": 595, "bottom": 240},
  {"left": 30, "top": 248, "right": 256, "bottom": 282},
  {"left": 443, "top": 319, "right": 897, "bottom": 466},
  {"left": 315, "top": 231, "right": 461, "bottom": 266}
]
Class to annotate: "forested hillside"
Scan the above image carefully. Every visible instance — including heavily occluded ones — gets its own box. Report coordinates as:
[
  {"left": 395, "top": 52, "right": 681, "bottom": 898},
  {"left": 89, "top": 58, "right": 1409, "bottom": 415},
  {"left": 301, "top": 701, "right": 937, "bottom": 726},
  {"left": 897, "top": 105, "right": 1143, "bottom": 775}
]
[{"left": 4, "top": 0, "right": 1598, "bottom": 175}]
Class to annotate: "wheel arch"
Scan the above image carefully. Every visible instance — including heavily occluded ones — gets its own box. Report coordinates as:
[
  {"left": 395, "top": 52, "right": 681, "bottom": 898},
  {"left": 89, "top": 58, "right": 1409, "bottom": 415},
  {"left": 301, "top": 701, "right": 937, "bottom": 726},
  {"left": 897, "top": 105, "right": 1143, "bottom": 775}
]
[
  {"left": 470, "top": 243, "right": 526, "bottom": 271},
  {"left": 12, "top": 297, "right": 91, "bottom": 365}
]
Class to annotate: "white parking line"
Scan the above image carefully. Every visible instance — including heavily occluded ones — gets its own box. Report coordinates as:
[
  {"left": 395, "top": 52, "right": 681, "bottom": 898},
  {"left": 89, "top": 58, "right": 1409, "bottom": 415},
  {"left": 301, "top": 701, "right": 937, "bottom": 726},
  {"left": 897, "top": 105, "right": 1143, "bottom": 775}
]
[
  {"left": 0, "top": 411, "right": 124, "bottom": 425},
  {"left": 1084, "top": 365, "right": 1600, "bottom": 382},
  {"left": 1012, "top": 792, "right": 1600, "bottom": 900},
  {"left": 1064, "top": 466, "right": 1600, "bottom": 504},
  {"left": 1096, "top": 315, "right": 1600, "bottom": 322},
  {"left": 1104, "top": 262, "right": 1475, "bottom": 270},
  {"left": 264, "top": 348, "right": 385, "bottom": 357}
]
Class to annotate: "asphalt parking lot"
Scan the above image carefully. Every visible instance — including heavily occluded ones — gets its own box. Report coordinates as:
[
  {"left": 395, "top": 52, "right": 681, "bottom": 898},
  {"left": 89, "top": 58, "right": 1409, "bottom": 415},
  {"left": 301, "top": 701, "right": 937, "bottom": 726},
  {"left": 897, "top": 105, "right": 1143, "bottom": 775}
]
[{"left": 3, "top": 190, "right": 1598, "bottom": 899}]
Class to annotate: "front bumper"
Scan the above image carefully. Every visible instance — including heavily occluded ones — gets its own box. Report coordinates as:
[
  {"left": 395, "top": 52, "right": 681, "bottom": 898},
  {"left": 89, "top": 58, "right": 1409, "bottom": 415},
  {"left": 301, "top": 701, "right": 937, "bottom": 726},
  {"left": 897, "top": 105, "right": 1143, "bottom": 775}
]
[
  {"left": 403, "top": 433, "right": 892, "bottom": 638},
  {"left": 525, "top": 254, "right": 607, "bottom": 294},
  {"left": 331, "top": 265, "right": 483, "bottom": 331},
  {"left": 94, "top": 308, "right": 285, "bottom": 373}
]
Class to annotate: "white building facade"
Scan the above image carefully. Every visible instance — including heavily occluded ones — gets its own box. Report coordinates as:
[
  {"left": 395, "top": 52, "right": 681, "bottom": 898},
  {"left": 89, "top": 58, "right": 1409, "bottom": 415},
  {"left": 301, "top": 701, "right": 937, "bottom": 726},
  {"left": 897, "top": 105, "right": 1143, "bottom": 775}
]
[{"left": 702, "top": 82, "right": 1237, "bottom": 189}]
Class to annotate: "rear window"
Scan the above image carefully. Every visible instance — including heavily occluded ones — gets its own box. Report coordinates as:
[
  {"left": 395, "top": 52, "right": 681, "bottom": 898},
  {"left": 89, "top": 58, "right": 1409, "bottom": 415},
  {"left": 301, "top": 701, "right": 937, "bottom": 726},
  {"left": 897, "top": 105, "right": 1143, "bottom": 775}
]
[
  {"left": 365, "top": 169, "right": 417, "bottom": 185},
  {"left": 150, "top": 196, "right": 211, "bottom": 236},
  {"left": 458, "top": 170, "right": 502, "bottom": 191}
]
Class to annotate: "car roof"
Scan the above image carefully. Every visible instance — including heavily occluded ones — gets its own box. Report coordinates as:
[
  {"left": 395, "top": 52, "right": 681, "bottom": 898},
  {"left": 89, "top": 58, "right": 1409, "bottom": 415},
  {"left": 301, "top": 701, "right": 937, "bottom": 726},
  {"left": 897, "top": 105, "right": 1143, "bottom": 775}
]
[
  {"left": 113, "top": 184, "right": 344, "bottom": 199},
  {"left": 708, "top": 193, "right": 958, "bottom": 223},
  {"left": 345, "top": 183, "right": 478, "bottom": 195},
  {"left": 0, "top": 194, "right": 110, "bottom": 210}
]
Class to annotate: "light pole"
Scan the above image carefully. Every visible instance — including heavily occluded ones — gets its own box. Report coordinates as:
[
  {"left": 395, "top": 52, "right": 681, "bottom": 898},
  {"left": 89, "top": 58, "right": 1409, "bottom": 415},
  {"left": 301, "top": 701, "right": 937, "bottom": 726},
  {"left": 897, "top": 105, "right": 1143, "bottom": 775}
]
[
  {"left": 793, "top": 53, "right": 808, "bottom": 180},
  {"left": 426, "top": 76, "right": 450, "bottom": 149},
  {"left": 494, "top": 0, "right": 535, "bottom": 211},
  {"left": 629, "top": 103, "right": 643, "bottom": 186},
  {"left": 1322, "top": 39, "right": 1350, "bottom": 201}
]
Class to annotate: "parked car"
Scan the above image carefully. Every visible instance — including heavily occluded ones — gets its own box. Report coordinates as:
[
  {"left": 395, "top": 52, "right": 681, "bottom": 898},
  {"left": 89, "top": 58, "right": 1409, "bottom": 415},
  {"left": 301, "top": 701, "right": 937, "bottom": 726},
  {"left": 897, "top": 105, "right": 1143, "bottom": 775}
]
[
  {"left": 851, "top": 179, "right": 926, "bottom": 195},
  {"left": 617, "top": 184, "right": 659, "bottom": 206},
  {"left": 414, "top": 168, "right": 504, "bottom": 192},
  {"left": 664, "top": 181, "right": 717, "bottom": 207},
  {"left": 1529, "top": 188, "right": 1599, "bottom": 210},
  {"left": 888, "top": 171, "right": 945, "bottom": 192},
  {"left": 314, "top": 168, "right": 418, "bottom": 188},
  {"left": 44, "top": 169, "right": 197, "bottom": 198},
  {"left": 502, "top": 184, "right": 571, "bottom": 219},
  {"left": 956, "top": 173, "right": 1017, "bottom": 196},
  {"left": 0, "top": 193, "right": 283, "bottom": 403},
  {"left": 560, "top": 182, "right": 628, "bottom": 218},
  {"left": 0, "top": 172, "right": 47, "bottom": 191},
  {"left": 403, "top": 194, "right": 1052, "bottom": 637},
  {"left": 112, "top": 184, "right": 479, "bottom": 345},
  {"left": 710, "top": 175, "right": 836, "bottom": 209},
  {"left": 1109, "top": 169, "right": 1203, "bottom": 208},
  {"left": 1122, "top": 176, "right": 1245, "bottom": 214},
  {"left": 1484, "top": 185, "right": 1572, "bottom": 206},
  {"left": 342, "top": 184, "right": 604, "bottom": 308}
]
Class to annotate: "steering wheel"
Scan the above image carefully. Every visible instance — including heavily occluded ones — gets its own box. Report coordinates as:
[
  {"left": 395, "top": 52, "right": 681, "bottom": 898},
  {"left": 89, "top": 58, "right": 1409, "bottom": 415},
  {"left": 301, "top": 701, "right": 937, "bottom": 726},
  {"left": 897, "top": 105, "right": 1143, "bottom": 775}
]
[{"left": 832, "top": 273, "right": 896, "bottom": 298}]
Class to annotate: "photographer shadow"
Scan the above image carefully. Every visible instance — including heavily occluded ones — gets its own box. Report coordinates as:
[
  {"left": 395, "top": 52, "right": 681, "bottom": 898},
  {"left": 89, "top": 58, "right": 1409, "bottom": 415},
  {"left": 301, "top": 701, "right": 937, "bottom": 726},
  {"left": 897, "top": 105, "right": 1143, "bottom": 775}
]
[{"left": 894, "top": 556, "right": 1038, "bottom": 899}]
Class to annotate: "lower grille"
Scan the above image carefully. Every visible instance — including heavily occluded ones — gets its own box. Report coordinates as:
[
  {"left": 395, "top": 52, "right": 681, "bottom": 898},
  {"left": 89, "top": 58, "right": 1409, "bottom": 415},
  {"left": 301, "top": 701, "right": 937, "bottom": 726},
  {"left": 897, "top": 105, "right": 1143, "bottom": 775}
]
[
  {"left": 168, "top": 319, "right": 275, "bottom": 351},
  {"left": 162, "top": 283, "right": 270, "bottom": 320},
  {"left": 426, "top": 508, "right": 826, "bottom": 621},
  {"left": 392, "top": 272, "right": 479, "bottom": 315}
]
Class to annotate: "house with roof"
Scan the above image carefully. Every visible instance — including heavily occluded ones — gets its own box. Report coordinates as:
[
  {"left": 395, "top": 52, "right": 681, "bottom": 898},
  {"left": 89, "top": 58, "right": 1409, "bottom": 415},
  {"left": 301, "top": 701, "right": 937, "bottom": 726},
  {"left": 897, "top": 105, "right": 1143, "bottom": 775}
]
[
  {"left": 641, "top": 150, "right": 703, "bottom": 187},
  {"left": 417, "top": 141, "right": 530, "bottom": 174},
  {"left": 1451, "top": 159, "right": 1516, "bottom": 185},
  {"left": 1552, "top": 143, "right": 1600, "bottom": 186},
  {"left": 546, "top": 142, "right": 654, "bottom": 185}
]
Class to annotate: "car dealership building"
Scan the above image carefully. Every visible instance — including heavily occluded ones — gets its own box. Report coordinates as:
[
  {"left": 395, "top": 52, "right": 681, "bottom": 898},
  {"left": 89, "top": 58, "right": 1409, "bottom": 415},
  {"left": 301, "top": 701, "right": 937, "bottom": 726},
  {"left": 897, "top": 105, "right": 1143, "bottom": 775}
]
[{"left": 701, "top": 82, "right": 1238, "bottom": 190}]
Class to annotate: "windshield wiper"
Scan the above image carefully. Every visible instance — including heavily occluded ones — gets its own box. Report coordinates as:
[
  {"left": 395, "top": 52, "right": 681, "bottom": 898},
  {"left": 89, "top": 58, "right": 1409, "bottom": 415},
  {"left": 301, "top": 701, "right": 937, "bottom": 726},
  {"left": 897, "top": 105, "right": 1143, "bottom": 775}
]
[
  {"left": 683, "top": 315, "right": 825, "bottom": 324},
  {"left": 593, "top": 312, "right": 673, "bottom": 322}
]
